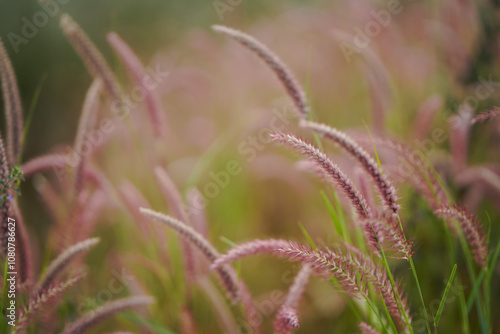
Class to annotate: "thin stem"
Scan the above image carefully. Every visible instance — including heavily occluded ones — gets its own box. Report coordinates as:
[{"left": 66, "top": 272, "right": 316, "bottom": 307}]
[
  {"left": 408, "top": 258, "right": 430, "bottom": 334},
  {"left": 365, "top": 295, "right": 390, "bottom": 334},
  {"left": 376, "top": 236, "right": 413, "bottom": 333},
  {"left": 395, "top": 216, "right": 431, "bottom": 334}
]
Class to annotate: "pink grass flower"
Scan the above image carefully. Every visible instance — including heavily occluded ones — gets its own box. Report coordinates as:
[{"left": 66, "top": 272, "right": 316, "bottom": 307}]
[
  {"left": 139, "top": 208, "right": 240, "bottom": 303},
  {"left": 435, "top": 205, "right": 488, "bottom": 267},
  {"left": 0, "top": 38, "right": 23, "bottom": 165},
  {"left": 212, "top": 25, "right": 308, "bottom": 118},
  {"left": 300, "top": 120, "right": 400, "bottom": 215},
  {"left": 211, "top": 239, "right": 291, "bottom": 270},
  {"left": 274, "top": 264, "right": 312, "bottom": 333},
  {"left": 359, "top": 322, "right": 381, "bottom": 334},
  {"left": 271, "top": 132, "right": 373, "bottom": 218}
]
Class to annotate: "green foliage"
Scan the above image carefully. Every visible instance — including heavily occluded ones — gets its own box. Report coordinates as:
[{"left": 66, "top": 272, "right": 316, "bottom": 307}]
[{"left": 0, "top": 166, "right": 24, "bottom": 205}]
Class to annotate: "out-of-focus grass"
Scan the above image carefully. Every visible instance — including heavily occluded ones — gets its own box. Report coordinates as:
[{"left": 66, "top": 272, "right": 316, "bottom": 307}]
[{"left": 2, "top": 0, "right": 500, "bottom": 332}]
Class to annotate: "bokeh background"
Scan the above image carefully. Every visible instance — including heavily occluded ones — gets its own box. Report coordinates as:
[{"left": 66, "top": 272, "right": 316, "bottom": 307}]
[{"left": 1, "top": 0, "right": 500, "bottom": 332}]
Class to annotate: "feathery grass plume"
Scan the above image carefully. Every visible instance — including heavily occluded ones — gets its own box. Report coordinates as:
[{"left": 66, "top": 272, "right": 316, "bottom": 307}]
[
  {"left": 154, "top": 166, "right": 196, "bottom": 284},
  {"left": 0, "top": 38, "right": 24, "bottom": 165},
  {"left": 363, "top": 137, "right": 447, "bottom": 209},
  {"left": 354, "top": 167, "right": 376, "bottom": 213},
  {"left": 74, "top": 80, "right": 102, "bottom": 195},
  {"left": 271, "top": 132, "right": 373, "bottom": 218},
  {"left": 21, "top": 153, "right": 67, "bottom": 178},
  {"left": 275, "top": 306, "right": 299, "bottom": 334},
  {"left": 107, "top": 32, "right": 167, "bottom": 137},
  {"left": 276, "top": 243, "right": 368, "bottom": 295},
  {"left": 435, "top": 205, "right": 487, "bottom": 267},
  {"left": 413, "top": 95, "right": 443, "bottom": 140},
  {"left": 471, "top": 106, "right": 500, "bottom": 125},
  {"left": 60, "top": 14, "right": 123, "bottom": 110},
  {"left": 276, "top": 244, "right": 411, "bottom": 328},
  {"left": 211, "top": 239, "right": 291, "bottom": 270},
  {"left": 360, "top": 218, "right": 413, "bottom": 260},
  {"left": 359, "top": 322, "right": 381, "bottom": 334},
  {"left": 14, "top": 274, "right": 84, "bottom": 334},
  {"left": 61, "top": 296, "right": 154, "bottom": 334},
  {"left": 300, "top": 120, "right": 400, "bottom": 215},
  {"left": 139, "top": 208, "right": 240, "bottom": 303},
  {"left": 36, "top": 237, "right": 100, "bottom": 294},
  {"left": 274, "top": 264, "right": 312, "bottom": 334},
  {"left": 212, "top": 25, "right": 308, "bottom": 118},
  {"left": 0, "top": 133, "right": 14, "bottom": 256}
]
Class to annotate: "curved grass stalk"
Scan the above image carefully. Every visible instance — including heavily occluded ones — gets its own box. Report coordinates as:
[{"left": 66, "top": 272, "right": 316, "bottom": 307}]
[{"left": 392, "top": 216, "right": 429, "bottom": 334}]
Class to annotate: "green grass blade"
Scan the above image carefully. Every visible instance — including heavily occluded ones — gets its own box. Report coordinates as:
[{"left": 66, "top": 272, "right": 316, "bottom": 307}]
[
  {"left": 320, "top": 191, "right": 344, "bottom": 240},
  {"left": 466, "top": 269, "right": 485, "bottom": 311},
  {"left": 220, "top": 236, "right": 238, "bottom": 248},
  {"left": 362, "top": 121, "right": 383, "bottom": 172},
  {"left": 298, "top": 221, "right": 317, "bottom": 251},
  {"left": 485, "top": 211, "right": 491, "bottom": 247},
  {"left": 18, "top": 75, "right": 46, "bottom": 164},
  {"left": 458, "top": 278, "right": 471, "bottom": 334},
  {"left": 486, "top": 237, "right": 500, "bottom": 284},
  {"left": 434, "top": 264, "right": 457, "bottom": 329}
]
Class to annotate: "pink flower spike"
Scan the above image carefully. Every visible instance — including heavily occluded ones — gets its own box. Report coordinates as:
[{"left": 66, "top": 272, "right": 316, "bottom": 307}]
[
  {"left": 471, "top": 106, "right": 500, "bottom": 125},
  {"left": 435, "top": 205, "right": 487, "bottom": 267},
  {"left": 274, "top": 306, "right": 299, "bottom": 334},
  {"left": 299, "top": 120, "right": 399, "bottom": 215},
  {"left": 271, "top": 132, "right": 373, "bottom": 218},
  {"left": 211, "top": 239, "right": 292, "bottom": 270},
  {"left": 359, "top": 322, "right": 381, "bottom": 334},
  {"left": 139, "top": 208, "right": 240, "bottom": 303},
  {"left": 212, "top": 25, "right": 308, "bottom": 118},
  {"left": 0, "top": 39, "right": 23, "bottom": 165},
  {"left": 274, "top": 264, "right": 312, "bottom": 333}
]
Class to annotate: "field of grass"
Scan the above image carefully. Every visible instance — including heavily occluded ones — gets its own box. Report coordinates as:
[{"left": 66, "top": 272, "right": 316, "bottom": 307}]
[{"left": 1, "top": 0, "right": 500, "bottom": 333}]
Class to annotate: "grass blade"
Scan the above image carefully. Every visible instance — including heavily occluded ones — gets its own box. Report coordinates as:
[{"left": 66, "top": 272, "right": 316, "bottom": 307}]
[
  {"left": 434, "top": 264, "right": 457, "bottom": 329},
  {"left": 320, "top": 191, "right": 344, "bottom": 240},
  {"left": 298, "top": 221, "right": 317, "bottom": 251}
]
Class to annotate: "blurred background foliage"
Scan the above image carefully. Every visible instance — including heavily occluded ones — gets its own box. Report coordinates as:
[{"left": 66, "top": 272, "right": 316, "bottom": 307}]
[{"left": 1, "top": 0, "right": 500, "bottom": 332}]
